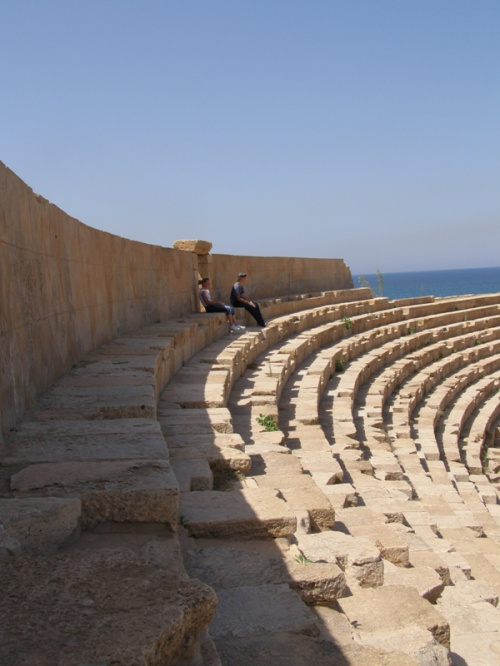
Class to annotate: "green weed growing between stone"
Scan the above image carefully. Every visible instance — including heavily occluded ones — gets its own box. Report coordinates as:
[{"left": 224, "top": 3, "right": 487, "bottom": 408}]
[{"left": 256, "top": 414, "right": 279, "bottom": 431}]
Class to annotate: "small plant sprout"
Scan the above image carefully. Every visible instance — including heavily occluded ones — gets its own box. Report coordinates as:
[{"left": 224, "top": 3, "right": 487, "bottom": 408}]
[
  {"left": 335, "top": 357, "right": 345, "bottom": 373},
  {"left": 294, "top": 554, "right": 311, "bottom": 564},
  {"left": 256, "top": 414, "right": 279, "bottom": 432},
  {"left": 341, "top": 316, "right": 353, "bottom": 330}
]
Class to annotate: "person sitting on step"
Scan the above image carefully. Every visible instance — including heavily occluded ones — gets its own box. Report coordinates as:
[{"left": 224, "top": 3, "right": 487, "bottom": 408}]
[
  {"left": 230, "top": 272, "right": 266, "bottom": 327},
  {"left": 199, "top": 277, "right": 244, "bottom": 332}
]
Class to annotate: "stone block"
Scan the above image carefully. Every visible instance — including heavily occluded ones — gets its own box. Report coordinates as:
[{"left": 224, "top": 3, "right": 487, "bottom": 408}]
[
  {"left": 0, "top": 497, "right": 81, "bottom": 555},
  {"left": 296, "top": 531, "right": 384, "bottom": 588},
  {"left": 173, "top": 239, "right": 212, "bottom": 254},
  {"left": 32, "top": 385, "right": 157, "bottom": 420},
  {"left": 347, "top": 523, "right": 410, "bottom": 567},
  {"left": 10, "top": 459, "right": 179, "bottom": 530},
  {"left": 0, "top": 547, "right": 217, "bottom": 665},
  {"left": 338, "top": 585, "right": 450, "bottom": 649},
  {"left": 171, "top": 459, "right": 213, "bottom": 491},
  {"left": 4, "top": 419, "right": 168, "bottom": 464},
  {"left": 180, "top": 489, "right": 297, "bottom": 538},
  {"left": 208, "top": 583, "right": 319, "bottom": 639},
  {"left": 169, "top": 443, "right": 251, "bottom": 474},
  {"left": 278, "top": 486, "right": 335, "bottom": 531},
  {"left": 383, "top": 560, "right": 445, "bottom": 603},
  {"left": 286, "top": 560, "right": 346, "bottom": 605},
  {"left": 157, "top": 407, "right": 234, "bottom": 433}
]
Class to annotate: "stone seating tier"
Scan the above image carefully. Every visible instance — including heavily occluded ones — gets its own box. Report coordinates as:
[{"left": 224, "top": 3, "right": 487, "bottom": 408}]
[{"left": 2, "top": 289, "right": 500, "bottom": 664}]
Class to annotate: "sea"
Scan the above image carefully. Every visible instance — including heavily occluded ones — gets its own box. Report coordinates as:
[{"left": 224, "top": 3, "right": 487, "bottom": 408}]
[{"left": 352, "top": 266, "right": 500, "bottom": 302}]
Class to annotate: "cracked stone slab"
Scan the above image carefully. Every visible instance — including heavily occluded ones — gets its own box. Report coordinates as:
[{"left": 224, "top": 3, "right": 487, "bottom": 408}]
[
  {"left": 10, "top": 459, "right": 179, "bottom": 529},
  {"left": 356, "top": 626, "right": 450, "bottom": 666},
  {"left": 180, "top": 489, "right": 297, "bottom": 538},
  {"left": 184, "top": 545, "right": 291, "bottom": 589},
  {"left": 346, "top": 523, "right": 409, "bottom": 567}
]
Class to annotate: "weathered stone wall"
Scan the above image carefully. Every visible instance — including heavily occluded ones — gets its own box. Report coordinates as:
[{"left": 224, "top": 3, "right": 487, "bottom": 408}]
[
  {"left": 202, "top": 253, "right": 353, "bottom": 303},
  {"left": 0, "top": 163, "right": 196, "bottom": 441},
  {"left": 0, "top": 162, "right": 353, "bottom": 441}
]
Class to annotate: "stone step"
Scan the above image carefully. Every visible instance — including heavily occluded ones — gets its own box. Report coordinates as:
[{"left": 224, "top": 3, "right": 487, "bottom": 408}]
[
  {"left": 169, "top": 442, "right": 251, "bottom": 475},
  {"left": 213, "top": 631, "right": 420, "bottom": 666},
  {"left": 179, "top": 488, "right": 297, "bottom": 539},
  {"left": 157, "top": 406, "right": 234, "bottom": 433},
  {"left": 0, "top": 543, "right": 217, "bottom": 666},
  {"left": 31, "top": 385, "right": 157, "bottom": 420},
  {"left": 383, "top": 560, "right": 445, "bottom": 603},
  {"left": 295, "top": 531, "right": 384, "bottom": 588},
  {"left": 9, "top": 458, "right": 179, "bottom": 530},
  {"left": 337, "top": 585, "right": 450, "bottom": 659},
  {"left": 184, "top": 543, "right": 346, "bottom": 605},
  {"left": 2, "top": 418, "right": 168, "bottom": 464}
]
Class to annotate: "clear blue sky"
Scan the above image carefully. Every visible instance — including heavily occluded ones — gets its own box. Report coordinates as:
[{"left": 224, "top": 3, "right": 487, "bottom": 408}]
[{"left": 2, "top": 1, "right": 499, "bottom": 274}]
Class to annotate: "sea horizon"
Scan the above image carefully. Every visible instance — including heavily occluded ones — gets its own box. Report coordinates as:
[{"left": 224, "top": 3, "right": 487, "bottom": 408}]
[{"left": 352, "top": 266, "right": 500, "bottom": 301}]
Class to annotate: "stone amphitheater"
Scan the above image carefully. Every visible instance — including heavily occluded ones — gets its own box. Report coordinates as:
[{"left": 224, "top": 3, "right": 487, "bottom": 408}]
[{"left": 2, "top": 163, "right": 500, "bottom": 665}]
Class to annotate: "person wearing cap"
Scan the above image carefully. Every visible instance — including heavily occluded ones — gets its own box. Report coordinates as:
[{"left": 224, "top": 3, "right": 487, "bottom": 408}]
[
  {"left": 199, "top": 277, "right": 244, "bottom": 332},
  {"left": 230, "top": 273, "right": 266, "bottom": 327}
]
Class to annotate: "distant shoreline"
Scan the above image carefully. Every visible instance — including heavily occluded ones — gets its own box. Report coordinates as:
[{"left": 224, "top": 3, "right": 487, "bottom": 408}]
[{"left": 352, "top": 266, "right": 500, "bottom": 300}]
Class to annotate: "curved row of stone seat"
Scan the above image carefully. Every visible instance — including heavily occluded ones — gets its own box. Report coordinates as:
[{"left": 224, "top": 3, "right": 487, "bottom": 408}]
[
  {"left": 413, "top": 354, "right": 500, "bottom": 469},
  {"left": 227, "top": 294, "right": 500, "bottom": 514},
  {"left": 180, "top": 291, "right": 500, "bottom": 663},
  {"left": 278, "top": 308, "right": 500, "bottom": 544},
  {"left": 388, "top": 327, "right": 500, "bottom": 436},
  {"left": 284, "top": 307, "right": 500, "bottom": 663},
  {"left": 0, "top": 314, "right": 230, "bottom": 665},
  {"left": 438, "top": 365, "right": 500, "bottom": 471},
  {"left": 362, "top": 322, "right": 500, "bottom": 434},
  {"left": 154, "top": 293, "right": 458, "bottom": 662},
  {"left": 301, "top": 313, "right": 500, "bottom": 520},
  {"left": 295, "top": 309, "right": 500, "bottom": 427},
  {"left": 5, "top": 287, "right": 499, "bottom": 664},
  {"left": 216, "top": 300, "right": 496, "bottom": 660},
  {"left": 364, "top": 331, "right": 500, "bottom": 484},
  {"left": 157, "top": 289, "right": 384, "bottom": 521},
  {"left": 463, "top": 389, "right": 500, "bottom": 488},
  {"left": 238, "top": 301, "right": 500, "bottom": 662}
]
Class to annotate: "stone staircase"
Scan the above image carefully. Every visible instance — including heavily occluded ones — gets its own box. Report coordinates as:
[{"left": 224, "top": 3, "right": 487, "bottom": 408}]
[{"left": 2, "top": 289, "right": 500, "bottom": 664}]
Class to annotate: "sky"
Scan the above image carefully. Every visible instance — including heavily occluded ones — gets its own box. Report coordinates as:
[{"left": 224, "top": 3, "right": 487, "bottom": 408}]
[{"left": 2, "top": 1, "right": 499, "bottom": 274}]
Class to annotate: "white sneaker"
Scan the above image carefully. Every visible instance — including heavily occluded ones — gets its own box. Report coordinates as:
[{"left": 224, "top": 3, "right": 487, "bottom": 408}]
[
  {"left": 230, "top": 324, "right": 239, "bottom": 331},
  {"left": 238, "top": 325, "right": 246, "bottom": 330}
]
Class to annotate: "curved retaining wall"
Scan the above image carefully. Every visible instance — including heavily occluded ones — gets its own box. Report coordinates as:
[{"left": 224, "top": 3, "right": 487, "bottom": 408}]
[{"left": 0, "top": 161, "right": 353, "bottom": 440}]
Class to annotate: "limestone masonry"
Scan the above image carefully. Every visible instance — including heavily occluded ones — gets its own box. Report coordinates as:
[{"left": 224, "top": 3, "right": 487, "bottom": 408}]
[{"left": 1, "top": 162, "right": 500, "bottom": 664}]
